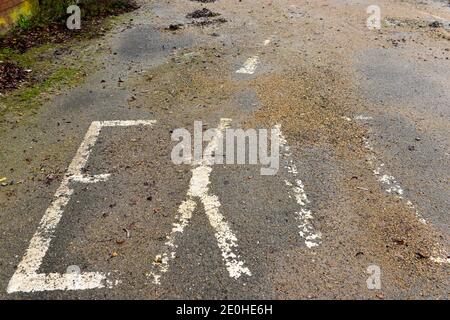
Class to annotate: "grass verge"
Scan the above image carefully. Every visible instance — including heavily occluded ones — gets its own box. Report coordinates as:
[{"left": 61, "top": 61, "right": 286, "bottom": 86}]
[{"left": 0, "top": 0, "right": 138, "bottom": 120}]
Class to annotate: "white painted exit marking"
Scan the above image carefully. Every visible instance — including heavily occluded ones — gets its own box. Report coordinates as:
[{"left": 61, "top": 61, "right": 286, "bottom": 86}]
[
  {"left": 149, "top": 118, "right": 251, "bottom": 285},
  {"left": 7, "top": 120, "right": 156, "bottom": 293}
]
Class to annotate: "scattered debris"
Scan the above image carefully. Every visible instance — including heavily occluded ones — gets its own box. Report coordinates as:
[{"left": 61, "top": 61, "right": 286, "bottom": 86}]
[
  {"left": 0, "top": 62, "right": 28, "bottom": 93},
  {"left": 1, "top": 177, "right": 9, "bottom": 187},
  {"left": 393, "top": 238, "right": 406, "bottom": 246},
  {"left": 190, "top": 18, "right": 228, "bottom": 27},
  {"left": 416, "top": 251, "right": 431, "bottom": 259},
  {"left": 429, "top": 21, "right": 443, "bottom": 28},
  {"left": 44, "top": 173, "right": 56, "bottom": 185},
  {"left": 190, "top": 0, "right": 217, "bottom": 3},
  {"left": 384, "top": 18, "right": 427, "bottom": 29},
  {"left": 186, "top": 8, "right": 220, "bottom": 19},
  {"left": 166, "top": 24, "right": 184, "bottom": 31},
  {"left": 123, "top": 228, "right": 131, "bottom": 239}
]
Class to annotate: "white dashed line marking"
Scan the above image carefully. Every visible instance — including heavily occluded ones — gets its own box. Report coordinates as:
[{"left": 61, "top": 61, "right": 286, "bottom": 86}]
[
  {"left": 149, "top": 118, "right": 251, "bottom": 285},
  {"left": 7, "top": 120, "right": 156, "bottom": 293},
  {"left": 236, "top": 56, "right": 260, "bottom": 75},
  {"left": 276, "top": 125, "right": 322, "bottom": 249}
]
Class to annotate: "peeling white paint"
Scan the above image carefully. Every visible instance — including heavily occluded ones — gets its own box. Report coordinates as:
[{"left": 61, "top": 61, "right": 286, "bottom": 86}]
[
  {"left": 7, "top": 120, "right": 155, "bottom": 293},
  {"left": 430, "top": 256, "right": 450, "bottom": 264},
  {"left": 236, "top": 56, "right": 260, "bottom": 74},
  {"left": 362, "top": 137, "right": 449, "bottom": 264},
  {"left": 341, "top": 116, "right": 352, "bottom": 122},
  {"left": 275, "top": 125, "right": 322, "bottom": 249},
  {"left": 363, "top": 137, "right": 426, "bottom": 223},
  {"left": 375, "top": 168, "right": 406, "bottom": 196},
  {"left": 149, "top": 118, "right": 251, "bottom": 285},
  {"left": 354, "top": 115, "right": 373, "bottom": 121}
]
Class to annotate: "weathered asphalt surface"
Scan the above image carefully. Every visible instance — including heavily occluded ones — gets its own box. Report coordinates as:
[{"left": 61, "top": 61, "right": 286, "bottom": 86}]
[{"left": 0, "top": 0, "right": 449, "bottom": 299}]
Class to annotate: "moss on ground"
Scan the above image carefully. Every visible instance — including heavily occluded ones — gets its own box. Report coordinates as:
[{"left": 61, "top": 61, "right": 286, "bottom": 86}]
[
  {"left": 1, "top": 65, "right": 81, "bottom": 116},
  {"left": 0, "top": 39, "right": 85, "bottom": 118}
]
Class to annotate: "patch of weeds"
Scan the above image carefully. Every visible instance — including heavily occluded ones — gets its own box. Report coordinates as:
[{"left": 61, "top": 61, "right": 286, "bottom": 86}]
[
  {"left": 0, "top": 47, "right": 15, "bottom": 61},
  {"left": 0, "top": 0, "right": 139, "bottom": 53},
  {"left": 16, "top": 15, "right": 34, "bottom": 31},
  {"left": 1, "top": 44, "right": 55, "bottom": 67},
  {"left": 0, "top": 43, "right": 58, "bottom": 95}
]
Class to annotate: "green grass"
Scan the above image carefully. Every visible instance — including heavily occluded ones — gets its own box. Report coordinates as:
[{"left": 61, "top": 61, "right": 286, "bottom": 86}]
[
  {"left": 0, "top": 47, "right": 15, "bottom": 61},
  {"left": 16, "top": 15, "right": 34, "bottom": 30},
  {"left": 1, "top": 44, "right": 55, "bottom": 67},
  {"left": 21, "top": 66, "right": 79, "bottom": 103}
]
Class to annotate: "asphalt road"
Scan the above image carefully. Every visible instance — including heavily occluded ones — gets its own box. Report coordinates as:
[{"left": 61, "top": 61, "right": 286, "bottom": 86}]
[{"left": 0, "top": 0, "right": 449, "bottom": 299}]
